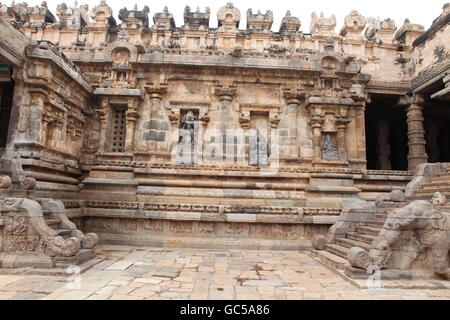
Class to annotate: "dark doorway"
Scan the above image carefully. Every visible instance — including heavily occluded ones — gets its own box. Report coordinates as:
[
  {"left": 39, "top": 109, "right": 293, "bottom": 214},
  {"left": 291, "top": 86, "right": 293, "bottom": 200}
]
[
  {"left": 424, "top": 100, "right": 450, "bottom": 163},
  {"left": 365, "top": 95, "right": 408, "bottom": 171},
  {"left": 0, "top": 77, "right": 15, "bottom": 149}
]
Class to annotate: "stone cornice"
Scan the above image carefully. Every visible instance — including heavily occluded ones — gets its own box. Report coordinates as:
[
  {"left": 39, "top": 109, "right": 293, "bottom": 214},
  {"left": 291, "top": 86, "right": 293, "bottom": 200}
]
[
  {"left": 413, "top": 11, "right": 450, "bottom": 48},
  {"left": 26, "top": 43, "right": 92, "bottom": 93},
  {"left": 411, "top": 60, "right": 450, "bottom": 91}
]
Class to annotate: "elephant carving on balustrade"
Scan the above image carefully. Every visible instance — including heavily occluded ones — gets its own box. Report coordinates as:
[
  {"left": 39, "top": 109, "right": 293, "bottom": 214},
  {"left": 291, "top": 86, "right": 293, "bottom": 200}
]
[
  {"left": 349, "top": 199, "right": 450, "bottom": 279},
  {"left": 40, "top": 199, "right": 99, "bottom": 249},
  {"left": 1, "top": 198, "right": 82, "bottom": 257}
]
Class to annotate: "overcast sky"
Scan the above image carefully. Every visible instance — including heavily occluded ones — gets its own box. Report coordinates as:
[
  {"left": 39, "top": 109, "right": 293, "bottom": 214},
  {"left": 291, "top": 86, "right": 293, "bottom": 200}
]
[{"left": 11, "top": 0, "right": 447, "bottom": 31}]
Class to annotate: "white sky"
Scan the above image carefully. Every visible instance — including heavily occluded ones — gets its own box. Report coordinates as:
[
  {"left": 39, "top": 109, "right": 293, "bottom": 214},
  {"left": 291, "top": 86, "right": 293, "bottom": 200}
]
[{"left": 10, "top": 0, "right": 448, "bottom": 31}]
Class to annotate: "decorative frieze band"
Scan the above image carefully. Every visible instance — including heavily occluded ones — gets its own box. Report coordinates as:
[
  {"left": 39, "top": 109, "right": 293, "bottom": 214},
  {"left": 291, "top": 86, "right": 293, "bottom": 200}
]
[
  {"left": 86, "top": 200, "right": 341, "bottom": 216},
  {"left": 79, "top": 159, "right": 414, "bottom": 176}
]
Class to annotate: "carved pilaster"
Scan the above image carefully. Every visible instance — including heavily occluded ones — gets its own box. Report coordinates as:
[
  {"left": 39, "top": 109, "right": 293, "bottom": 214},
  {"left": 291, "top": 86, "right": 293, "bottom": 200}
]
[
  {"left": 125, "top": 98, "right": 140, "bottom": 152},
  {"left": 399, "top": 94, "right": 428, "bottom": 171},
  {"left": 143, "top": 81, "right": 167, "bottom": 150},
  {"left": 96, "top": 97, "right": 109, "bottom": 153},
  {"left": 309, "top": 119, "right": 324, "bottom": 160}
]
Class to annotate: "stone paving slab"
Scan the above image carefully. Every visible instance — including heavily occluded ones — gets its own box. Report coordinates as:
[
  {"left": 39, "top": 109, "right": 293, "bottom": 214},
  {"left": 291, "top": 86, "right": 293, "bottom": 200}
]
[{"left": 0, "top": 245, "right": 449, "bottom": 300}]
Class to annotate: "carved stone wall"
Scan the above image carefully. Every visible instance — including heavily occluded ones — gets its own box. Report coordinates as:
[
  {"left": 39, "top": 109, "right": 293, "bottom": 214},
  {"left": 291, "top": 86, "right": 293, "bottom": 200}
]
[{"left": 0, "top": 2, "right": 448, "bottom": 250}]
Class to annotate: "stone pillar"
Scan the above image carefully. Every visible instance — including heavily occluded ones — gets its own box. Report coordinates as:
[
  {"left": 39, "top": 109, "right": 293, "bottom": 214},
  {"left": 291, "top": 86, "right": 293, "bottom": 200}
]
[
  {"left": 283, "top": 90, "right": 305, "bottom": 161},
  {"left": 144, "top": 84, "right": 167, "bottom": 152},
  {"left": 426, "top": 120, "right": 440, "bottom": 163},
  {"left": 377, "top": 119, "right": 391, "bottom": 170},
  {"left": 96, "top": 97, "right": 109, "bottom": 153},
  {"left": 337, "top": 124, "right": 347, "bottom": 161},
  {"left": 355, "top": 102, "right": 367, "bottom": 164},
  {"left": 310, "top": 121, "right": 323, "bottom": 160},
  {"left": 399, "top": 94, "right": 428, "bottom": 171},
  {"left": 214, "top": 87, "right": 237, "bottom": 164},
  {"left": 125, "top": 99, "right": 139, "bottom": 152}
]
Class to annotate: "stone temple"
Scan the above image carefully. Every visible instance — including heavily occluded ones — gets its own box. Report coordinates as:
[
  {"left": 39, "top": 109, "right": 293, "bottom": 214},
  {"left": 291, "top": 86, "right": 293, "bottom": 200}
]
[{"left": 0, "top": 1, "right": 449, "bottom": 282}]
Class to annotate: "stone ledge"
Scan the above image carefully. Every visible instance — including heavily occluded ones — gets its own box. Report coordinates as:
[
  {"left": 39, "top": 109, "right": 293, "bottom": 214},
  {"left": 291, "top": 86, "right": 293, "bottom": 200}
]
[
  {"left": 0, "top": 257, "right": 104, "bottom": 276},
  {"left": 307, "top": 186, "right": 361, "bottom": 193},
  {"left": 86, "top": 208, "right": 338, "bottom": 225},
  {"left": 97, "top": 233, "right": 312, "bottom": 251}
]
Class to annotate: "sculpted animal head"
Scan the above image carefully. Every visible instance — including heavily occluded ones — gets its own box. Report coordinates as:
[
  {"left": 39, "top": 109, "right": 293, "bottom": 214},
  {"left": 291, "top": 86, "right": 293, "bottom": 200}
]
[{"left": 370, "top": 239, "right": 393, "bottom": 267}]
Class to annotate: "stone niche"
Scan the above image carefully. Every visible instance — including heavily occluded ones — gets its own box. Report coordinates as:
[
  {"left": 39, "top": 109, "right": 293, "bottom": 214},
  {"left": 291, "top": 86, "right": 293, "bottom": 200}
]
[
  {"left": 306, "top": 94, "right": 355, "bottom": 167},
  {"left": 217, "top": 3, "right": 241, "bottom": 30},
  {"left": 237, "top": 104, "right": 282, "bottom": 166},
  {"left": 165, "top": 101, "right": 211, "bottom": 164}
]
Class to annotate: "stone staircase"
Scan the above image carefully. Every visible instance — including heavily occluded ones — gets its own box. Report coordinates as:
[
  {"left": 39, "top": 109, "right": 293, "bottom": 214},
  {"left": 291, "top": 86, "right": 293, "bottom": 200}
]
[
  {"left": 313, "top": 163, "right": 450, "bottom": 272},
  {"left": 414, "top": 167, "right": 450, "bottom": 200},
  {"left": 312, "top": 204, "right": 403, "bottom": 270}
]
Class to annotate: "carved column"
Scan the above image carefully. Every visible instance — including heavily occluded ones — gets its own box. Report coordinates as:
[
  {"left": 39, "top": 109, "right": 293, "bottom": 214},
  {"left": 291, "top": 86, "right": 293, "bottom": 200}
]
[
  {"left": 336, "top": 124, "right": 348, "bottom": 161},
  {"left": 377, "top": 119, "right": 391, "bottom": 170},
  {"left": 125, "top": 99, "right": 140, "bottom": 152},
  {"left": 96, "top": 97, "right": 109, "bottom": 153},
  {"left": 399, "top": 94, "right": 428, "bottom": 171},
  {"left": 214, "top": 87, "right": 237, "bottom": 164},
  {"left": 354, "top": 99, "right": 368, "bottom": 166},
  {"left": 283, "top": 90, "right": 305, "bottom": 161},
  {"left": 144, "top": 83, "right": 167, "bottom": 152},
  {"left": 310, "top": 120, "right": 323, "bottom": 161}
]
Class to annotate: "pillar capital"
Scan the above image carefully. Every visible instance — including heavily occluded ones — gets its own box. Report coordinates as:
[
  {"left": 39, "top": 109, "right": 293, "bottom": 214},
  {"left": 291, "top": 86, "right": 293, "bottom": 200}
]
[
  {"left": 398, "top": 93, "right": 425, "bottom": 107},
  {"left": 214, "top": 87, "right": 237, "bottom": 102},
  {"left": 283, "top": 89, "right": 306, "bottom": 105},
  {"left": 144, "top": 83, "right": 168, "bottom": 100}
]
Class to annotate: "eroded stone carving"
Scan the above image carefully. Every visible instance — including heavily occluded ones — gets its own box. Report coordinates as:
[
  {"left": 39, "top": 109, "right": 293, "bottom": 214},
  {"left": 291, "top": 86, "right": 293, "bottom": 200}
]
[
  {"left": 321, "top": 134, "right": 339, "bottom": 161},
  {"left": 279, "top": 10, "right": 300, "bottom": 33},
  {"left": 351, "top": 200, "right": 450, "bottom": 279},
  {"left": 311, "top": 234, "right": 327, "bottom": 250},
  {"left": 310, "top": 12, "right": 336, "bottom": 36},
  {"left": 217, "top": 3, "right": 240, "bottom": 30},
  {"left": 0, "top": 175, "right": 12, "bottom": 189},
  {"left": 40, "top": 199, "right": 99, "bottom": 249},
  {"left": 1, "top": 198, "right": 82, "bottom": 257}
]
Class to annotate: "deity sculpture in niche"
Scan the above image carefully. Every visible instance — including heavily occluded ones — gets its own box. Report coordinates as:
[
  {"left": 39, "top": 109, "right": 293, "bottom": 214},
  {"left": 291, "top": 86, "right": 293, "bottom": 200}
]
[
  {"left": 248, "top": 130, "right": 269, "bottom": 166},
  {"left": 321, "top": 134, "right": 339, "bottom": 161},
  {"left": 178, "top": 111, "right": 198, "bottom": 164},
  {"left": 112, "top": 48, "right": 131, "bottom": 66}
]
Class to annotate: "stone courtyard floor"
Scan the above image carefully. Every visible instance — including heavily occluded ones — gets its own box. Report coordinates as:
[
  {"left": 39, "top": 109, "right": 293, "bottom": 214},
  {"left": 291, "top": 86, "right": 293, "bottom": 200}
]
[{"left": 0, "top": 245, "right": 450, "bottom": 300}]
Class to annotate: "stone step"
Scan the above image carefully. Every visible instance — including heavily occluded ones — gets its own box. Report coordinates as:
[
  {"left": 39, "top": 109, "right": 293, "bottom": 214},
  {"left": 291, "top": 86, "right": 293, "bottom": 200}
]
[
  {"left": 324, "top": 243, "right": 349, "bottom": 259},
  {"left": 55, "top": 249, "right": 96, "bottom": 268},
  {"left": 375, "top": 213, "right": 388, "bottom": 220},
  {"left": 346, "top": 232, "right": 376, "bottom": 245},
  {"left": 422, "top": 181, "right": 450, "bottom": 189},
  {"left": 415, "top": 188, "right": 450, "bottom": 196},
  {"left": 356, "top": 225, "right": 382, "bottom": 236},
  {"left": 45, "top": 219, "right": 61, "bottom": 227},
  {"left": 367, "top": 220, "right": 385, "bottom": 228},
  {"left": 311, "top": 250, "right": 348, "bottom": 270},
  {"left": 336, "top": 237, "right": 371, "bottom": 251},
  {"left": 55, "top": 229, "right": 72, "bottom": 237},
  {"left": 429, "top": 175, "right": 450, "bottom": 183}
]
